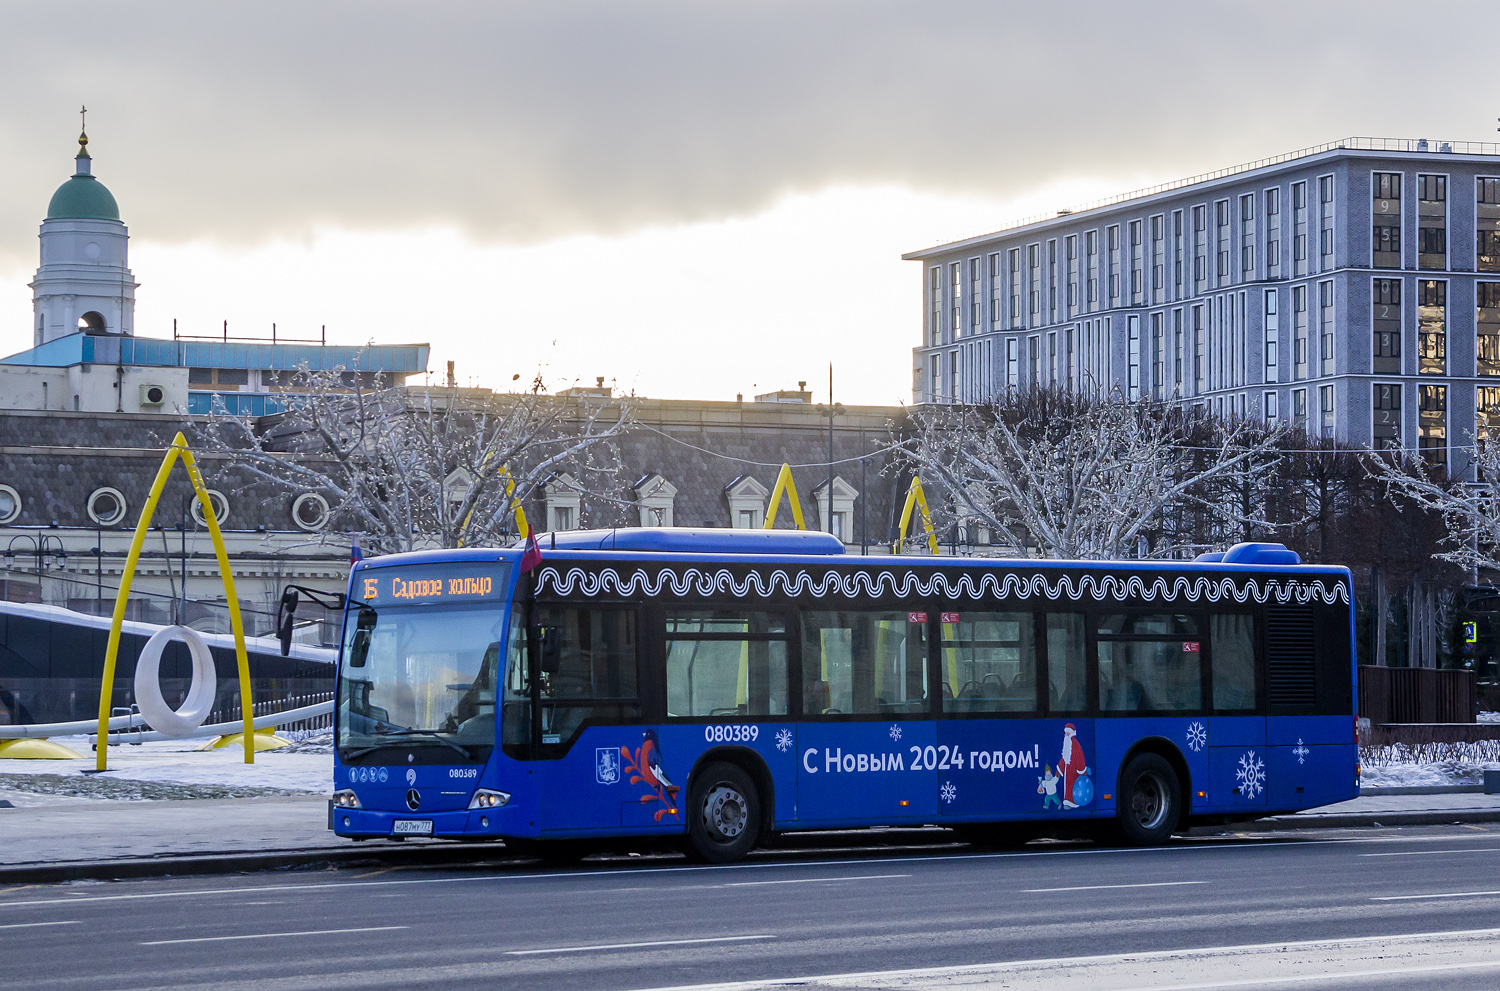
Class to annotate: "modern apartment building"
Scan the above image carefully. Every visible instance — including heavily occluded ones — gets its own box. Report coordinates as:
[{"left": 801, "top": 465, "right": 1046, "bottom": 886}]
[{"left": 905, "top": 137, "right": 1500, "bottom": 471}]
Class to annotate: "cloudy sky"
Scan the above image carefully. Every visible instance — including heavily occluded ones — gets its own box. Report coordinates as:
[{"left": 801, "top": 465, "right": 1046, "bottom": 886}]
[{"left": 0, "top": 1, "right": 1494, "bottom": 405}]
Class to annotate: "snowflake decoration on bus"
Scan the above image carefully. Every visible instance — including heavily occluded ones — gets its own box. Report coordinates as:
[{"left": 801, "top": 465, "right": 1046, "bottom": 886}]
[
  {"left": 1186, "top": 721, "right": 1207, "bottom": 753},
  {"left": 1236, "top": 750, "right": 1265, "bottom": 800},
  {"left": 775, "top": 728, "right": 794, "bottom": 753},
  {"left": 889, "top": 724, "right": 903, "bottom": 742},
  {"left": 1293, "top": 738, "right": 1310, "bottom": 764},
  {"left": 940, "top": 781, "right": 956, "bottom": 804}
]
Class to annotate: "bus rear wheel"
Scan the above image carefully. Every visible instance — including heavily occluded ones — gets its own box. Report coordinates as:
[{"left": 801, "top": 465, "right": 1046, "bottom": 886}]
[
  {"left": 684, "top": 762, "right": 761, "bottom": 864},
  {"left": 1117, "top": 753, "right": 1181, "bottom": 846}
]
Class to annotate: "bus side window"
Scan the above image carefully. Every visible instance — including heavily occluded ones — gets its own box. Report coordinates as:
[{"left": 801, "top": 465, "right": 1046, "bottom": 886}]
[
  {"left": 801, "top": 611, "right": 928, "bottom": 716},
  {"left": 1046, "top": 612, "right": 1086, "bottom": 711},
  {"left": 1211, "top": 613, "right": 1257, "bottom": 710},
  {"left": 502, "top": 606, "right": 531, "bottom": 749},
  {"left": 941, "top": 612, "right": 1037, "bottom": 713},
  {"left": 664, "top": 609, "right": 788, "bottom": 718},
  {"left": 533, "top": 606, "right": 640, "bottom": 746}
]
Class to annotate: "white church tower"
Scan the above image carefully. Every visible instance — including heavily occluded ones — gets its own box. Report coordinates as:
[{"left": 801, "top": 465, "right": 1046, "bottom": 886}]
[{"left": 29, "top": 122, "right": 137, "bottom": 345}]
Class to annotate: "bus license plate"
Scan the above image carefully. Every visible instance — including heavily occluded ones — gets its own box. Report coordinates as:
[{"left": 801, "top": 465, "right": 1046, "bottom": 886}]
[{"left": 392, "top": 820, "right": 433, "bottom": 836}]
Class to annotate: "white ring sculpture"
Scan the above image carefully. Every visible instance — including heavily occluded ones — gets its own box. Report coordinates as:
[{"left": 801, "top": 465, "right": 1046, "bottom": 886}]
[{"left": 132, "top": 625, "right": 218, "bottom": 738}]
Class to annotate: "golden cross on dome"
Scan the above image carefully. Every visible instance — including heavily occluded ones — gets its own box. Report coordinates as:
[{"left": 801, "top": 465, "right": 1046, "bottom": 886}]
[{"left": 80, "top": 105, "right": 86, "bottom": 131}]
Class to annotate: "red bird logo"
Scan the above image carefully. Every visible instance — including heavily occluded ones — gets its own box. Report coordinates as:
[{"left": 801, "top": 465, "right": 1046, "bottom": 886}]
[{"left": 622, "top": 730, "right": 680, "bottom": 821}]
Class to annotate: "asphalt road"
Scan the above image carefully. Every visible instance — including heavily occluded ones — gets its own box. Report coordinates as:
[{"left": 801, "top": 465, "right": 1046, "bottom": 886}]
[{"left": 4, "top": 826, "right": 1500, "bottom": 991}]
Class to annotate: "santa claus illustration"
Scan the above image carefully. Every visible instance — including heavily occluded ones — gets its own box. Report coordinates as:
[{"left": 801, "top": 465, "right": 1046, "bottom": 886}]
[{"left": 1060, "top": 723, "right": 1088, "bottom": 809}]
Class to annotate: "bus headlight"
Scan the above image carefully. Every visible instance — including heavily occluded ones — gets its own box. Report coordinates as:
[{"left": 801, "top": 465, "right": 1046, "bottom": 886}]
[
  {"left": 469, "top": 789, "right": 510, "bottom": 810},
  {"left": 332, "top": 789, "right": 361, "bottom": 809}
]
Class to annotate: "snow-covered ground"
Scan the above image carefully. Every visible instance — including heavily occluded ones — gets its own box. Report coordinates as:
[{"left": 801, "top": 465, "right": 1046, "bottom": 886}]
[
  {"left": 0, "top": 731, "right": 331, "bottom": 801},
  {"left": 1361, "top": 739, "right": 1500, "bottom": 788}
]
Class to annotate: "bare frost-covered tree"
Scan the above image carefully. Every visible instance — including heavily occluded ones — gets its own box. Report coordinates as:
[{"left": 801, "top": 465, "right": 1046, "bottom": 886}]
[
  {"left": 1368, "top": 439, "right": 1500, "bottom": 575},
  {"left": 198, "top": 369, "right": 633, "bottom": 555},
  {"left": 902, "top": 389, "right": 1287, "bottom": 559}
]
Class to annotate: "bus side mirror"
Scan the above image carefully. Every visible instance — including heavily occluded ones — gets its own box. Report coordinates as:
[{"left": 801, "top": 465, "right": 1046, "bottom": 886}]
[
  {"left": 536, "top": 626, "right": 561, "bottom": 674},
  {"left": 276, "top": 588, "right": 299, "bottom": 657}
]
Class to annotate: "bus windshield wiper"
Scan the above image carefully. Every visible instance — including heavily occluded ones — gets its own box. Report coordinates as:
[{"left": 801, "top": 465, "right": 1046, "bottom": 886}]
[{"left": 375, "top": 728, "right": 476, "bottom": 760}]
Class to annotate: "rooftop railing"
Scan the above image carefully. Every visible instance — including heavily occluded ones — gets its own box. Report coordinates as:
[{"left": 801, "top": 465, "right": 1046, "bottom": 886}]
[{"left": 924, "top": 136, "right": 1500, "bottom": 250}]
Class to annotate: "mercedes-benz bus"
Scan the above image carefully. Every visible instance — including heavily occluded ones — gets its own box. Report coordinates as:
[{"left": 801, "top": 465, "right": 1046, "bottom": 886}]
[{"left": 326, "top": 529, "right": 1357, "bottom": 862}]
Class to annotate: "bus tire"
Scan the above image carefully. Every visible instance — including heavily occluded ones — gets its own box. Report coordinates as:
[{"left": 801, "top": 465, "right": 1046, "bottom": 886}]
[
  {"left": 684, "top": 761, "right": 761, "bottom": 863},
  {"left": 1117, "top": 753, "right": 1181, "bottom": 846}
]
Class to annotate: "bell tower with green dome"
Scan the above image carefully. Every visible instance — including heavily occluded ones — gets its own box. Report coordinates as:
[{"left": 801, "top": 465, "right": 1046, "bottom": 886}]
[{"left": 28, "top": 116, "right": 138, "bottom": 345}]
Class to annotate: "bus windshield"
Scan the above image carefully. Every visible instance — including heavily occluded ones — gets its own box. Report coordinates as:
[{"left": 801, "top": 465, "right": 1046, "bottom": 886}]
[{"left": 337, "top": 601, "right": 507, "bottom": 759}]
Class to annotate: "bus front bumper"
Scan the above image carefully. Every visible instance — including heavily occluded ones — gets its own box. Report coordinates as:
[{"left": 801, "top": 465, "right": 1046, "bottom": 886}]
[{"left": 329, "top": 805, "right": 512, "bottom": 839}]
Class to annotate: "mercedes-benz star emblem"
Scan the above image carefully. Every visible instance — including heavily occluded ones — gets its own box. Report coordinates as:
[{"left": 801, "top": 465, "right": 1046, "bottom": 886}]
[{"left": 406, "top": 788, "right": 421, "bottom": 811}]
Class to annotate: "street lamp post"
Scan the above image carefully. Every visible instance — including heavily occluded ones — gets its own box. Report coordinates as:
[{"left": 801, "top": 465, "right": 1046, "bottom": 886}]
[{"left": 4, "top": 532, "right": 68, "bottom": 601}]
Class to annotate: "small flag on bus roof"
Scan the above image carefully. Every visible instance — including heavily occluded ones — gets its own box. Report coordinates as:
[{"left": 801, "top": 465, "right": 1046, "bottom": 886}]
[
  {"left": 349, "top": 537, "right": 363, "bottom": 564},
  {"left": 520, "top": 533, "right": 543, "bottom": 573}
]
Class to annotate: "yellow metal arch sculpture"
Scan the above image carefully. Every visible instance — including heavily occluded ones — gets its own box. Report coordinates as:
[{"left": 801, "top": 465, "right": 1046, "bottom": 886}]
[
  {"left": 95, "top": 432, "right": 254, "bottom": 769},
  {"left": 762, "top": 463, "right": 807, "bottom": 530},
  {"left": 457, "top": 463, "right": 530, "bottom": 545},
  {"left": 894, "top": 475, "right": 940, "bottom": 555}
]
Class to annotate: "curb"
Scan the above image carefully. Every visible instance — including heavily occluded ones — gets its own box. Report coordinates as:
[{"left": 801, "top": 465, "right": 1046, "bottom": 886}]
[{"left": 1194, "top": 809, "right": 1500, "bottom": 833}]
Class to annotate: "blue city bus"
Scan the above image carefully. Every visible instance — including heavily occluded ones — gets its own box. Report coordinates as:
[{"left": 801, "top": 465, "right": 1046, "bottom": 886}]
[{"left": 327, "top": 529, "right": 1357, "bottom": 862}]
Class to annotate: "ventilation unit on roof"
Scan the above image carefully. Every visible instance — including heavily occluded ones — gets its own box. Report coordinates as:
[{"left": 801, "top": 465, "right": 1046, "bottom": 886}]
[{"left": 139, "top": 384, "right": 166, "bottom": 407}]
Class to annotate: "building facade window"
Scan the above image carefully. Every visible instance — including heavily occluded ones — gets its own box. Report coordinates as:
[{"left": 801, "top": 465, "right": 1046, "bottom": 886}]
[
  {"left": 1172, "top": 210, "right": 1185, "bottom": 299},
  {"left": 1418, "top": 174, "right": 1447, "bottom": 270},
  {"left": 1292, "top": 181, "right": 1308, "bottom": 277},
  {"left": 1215, "top": 200, "right": 1230, "bottom": 286},
  {"left": 1479, "top": 177, "right": 1500, "bottom": 273},
  {"left": 1173, "top": 308, "right": 1184, "bottom": 395},
  {"left": 1108, "top": 225, "right": 1121, "bottom": 305},
  {"left": 1193, "top": 305, "right": 1206, "bottom": 395},
  {"left": 1047, "top": 332, "right": 1058, "bottom": 386},
  {"left": 1151, "top": 215, "right": 1165, "bottom": 303},
  {"left": 1148, "top": 312, "right": 1162, "bottom": 400},
  {"left": 1085, "top": 231, "right": 1098, "bottom": 308},
  {"left": 1480, "top": 282, "right": 1500, "bottom": 376},
  {"left": 1292, "top": 285, "right": 1308, "bottom": 380},
  {"left": 1028, "top": 336, "right": 1039, "bottom": 386},
  {"left": 727, "top": 476, "right": 769, "bottom": 529},
  {"left": 1419, "top": 384, "right": 1447, "bottom": 471},
  {"left": 1373, "top": 172, "right": 1402, "bottom": 269},
  {"left": 1006, "top": 337, "right": 1019, "bottom": 390},
  {"left": 950, "top": 261, "right": 962, "bottom": 340},
  {"left": 1373, "top": 277, "right": 1401, "bottom": 375},
  {"left": 1008, "top": 249, "right": 1021, "bottom": 328},
  {"left": 634, "top": 475, "right": 678, "bottom": 527},
  {"left": 1292, "top": 388, "right": 1307, "bottom": 430},
  {"left": 989, "top": 253, "right": 1002, "bottom": 329},
  {"left": 1065, "top": 326, "right": 1075, "bottom": 389},
  {"left": 1127, "top": 315, "right": 1140, "bottom": 400},
  {"left": 1129, "top": 221, "right": 1143, "bottom": 305},
  {"left": 1263, "top": 390, "right": 1278, "bottom": 424},
  {"left": 1479, "top": 386, "right": 1500, "bottom": 442},
  {"left": 1266, "top": 187, "right": 1282, "bottom": 279},
  {"left": 1193, "top": 206, "right": 1207, "bottom": 293},
  {"left": 1028, "top": 244, "right": 1040, "bottom": 326},
  {"left": 1318, "top": 175, "right": 1335, "bottom": 272},
  {"left": 1318, "top": 280, "right": 1335, "bottom": 376},
  {"left": 1066, "top": 235, "right": 1079, "bottom": 316},
  {"left": 1047, "top": 240, "right": 1059, "bottom": 323},
  {"left": 929, "top": 267, "right": 942, "bottom": 345},
  {"left": 1264, "top": 288, "right": 1279, "bottom": 381},
  {"left": 1418, "top": 279, "right": 1447, "bottom": 375},
  {"left": 1319, "top": 384, "right": 1334, "bottom": 439},
  {"left": 1373, "top": 383, "right": 1402, "bottom": 449},
  {"left": 968, "top": 258, "right": 982, "bottom": 332},
  {"left": 1240, "top": 193, "right": 1255, "bottom": 279}
]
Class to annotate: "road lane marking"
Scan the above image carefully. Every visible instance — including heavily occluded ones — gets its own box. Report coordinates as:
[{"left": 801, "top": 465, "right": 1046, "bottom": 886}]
[
  {"left": 507, "top": 934, "right": 774, "bottom": 955},
  {"left": 722, "top": 873, "right": 910, "bottom": 887},
  {"left": 624, "top": 926, "right": 1500, "bottom": 991},
  {"left": 140, "top": 925, "right": 406, "bottom": 946},
  {"left": 1022, "top": 880, "right": 1206, "bottom": 893},
  {"left": 1372, "top": 889, "right": 1500, "bottom": 901},
  {"left": 0, "top": 921, "right": 78, "bottom": 929},
  {"left": 1362, "top": 847, "right": 1500, "bottom": 857},
  {"left": 4, "top": 831, "right": 1496, "bottom": 909}
]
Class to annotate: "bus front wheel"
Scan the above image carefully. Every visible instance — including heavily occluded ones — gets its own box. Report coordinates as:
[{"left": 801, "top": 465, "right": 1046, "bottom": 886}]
[
  {"left": 684, "top": 762, "right": 761, "bottom": 863},
  {"left": 1116, "top": 753, "right": 1181, "bottom": 846}
]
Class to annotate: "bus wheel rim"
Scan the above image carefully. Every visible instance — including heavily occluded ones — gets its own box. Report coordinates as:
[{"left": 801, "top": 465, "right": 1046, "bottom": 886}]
[
  {"left": 1131, "top": 772, "right": 1168, "bottom": 830},
  {"left": 702, "top": 784, "right": 747, "bottom": 841}
]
